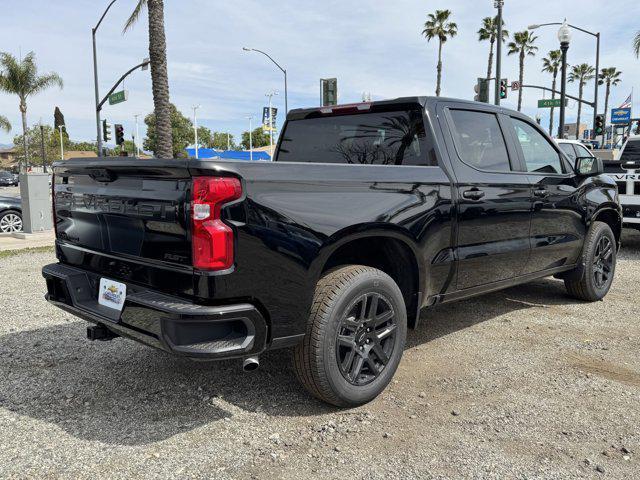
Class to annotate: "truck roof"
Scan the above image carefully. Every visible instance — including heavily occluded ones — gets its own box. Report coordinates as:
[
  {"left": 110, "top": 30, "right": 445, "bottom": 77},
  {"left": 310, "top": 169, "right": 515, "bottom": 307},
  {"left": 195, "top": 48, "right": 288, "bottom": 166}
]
[{"left": 286, "top": 96, "right": 519, "bottom": 120}]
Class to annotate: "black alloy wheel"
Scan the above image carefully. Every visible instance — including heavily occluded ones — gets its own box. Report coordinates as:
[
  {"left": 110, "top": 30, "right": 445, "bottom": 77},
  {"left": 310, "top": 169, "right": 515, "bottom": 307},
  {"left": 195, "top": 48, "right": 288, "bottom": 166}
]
[{"left": 335, "top": 293, "right": 397, "bottom": 386}]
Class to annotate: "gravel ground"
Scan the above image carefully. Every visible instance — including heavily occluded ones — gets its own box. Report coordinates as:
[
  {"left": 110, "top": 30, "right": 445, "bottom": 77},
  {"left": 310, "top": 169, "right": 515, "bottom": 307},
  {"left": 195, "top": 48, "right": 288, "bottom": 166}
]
[{"left": 1, "top": 231, "right": 639, "bottom": 479}]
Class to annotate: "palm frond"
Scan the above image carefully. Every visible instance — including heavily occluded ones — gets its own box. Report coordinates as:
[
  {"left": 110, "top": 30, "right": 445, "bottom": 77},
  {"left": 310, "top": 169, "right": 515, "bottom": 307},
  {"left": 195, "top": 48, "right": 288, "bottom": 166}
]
[
  {"left": 0, "top": 115, "right": 10, "bottom": 133},
  {"left": 32, "top": 72, "right": 64, "bottom": 94},
  {"left": 123, "top": 0, "right": 147, "bottom": 33}
]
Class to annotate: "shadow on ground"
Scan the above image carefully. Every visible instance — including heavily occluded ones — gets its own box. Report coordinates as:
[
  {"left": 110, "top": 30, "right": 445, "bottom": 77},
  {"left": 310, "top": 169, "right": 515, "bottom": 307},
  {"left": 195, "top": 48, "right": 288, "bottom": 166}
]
[{"left": 0, "top": 275, "right": 584, "bottom": 446}]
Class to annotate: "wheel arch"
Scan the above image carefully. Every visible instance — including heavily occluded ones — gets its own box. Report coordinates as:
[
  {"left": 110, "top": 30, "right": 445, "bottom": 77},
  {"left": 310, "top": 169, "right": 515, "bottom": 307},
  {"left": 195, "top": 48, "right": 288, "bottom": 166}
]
[
  {"left": 591, "top": 206, "right": 622, "bottom": 246},
  {"left": 311, "top": 227, "right": 423, "bottom": 329}
]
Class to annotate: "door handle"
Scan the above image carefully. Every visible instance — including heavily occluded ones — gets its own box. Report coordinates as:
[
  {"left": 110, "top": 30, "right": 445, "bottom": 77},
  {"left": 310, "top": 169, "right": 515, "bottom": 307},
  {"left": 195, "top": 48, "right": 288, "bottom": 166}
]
[
  {"left": 462, "top": 189, "right": 485, "bottom": 200},
  {"left": 533, "top": 188, "right": 549, "bottom": 198}
]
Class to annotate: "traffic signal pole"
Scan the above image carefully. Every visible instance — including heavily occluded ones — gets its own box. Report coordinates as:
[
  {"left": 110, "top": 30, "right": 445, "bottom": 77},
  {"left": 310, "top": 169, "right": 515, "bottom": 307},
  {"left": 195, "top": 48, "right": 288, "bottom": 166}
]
[{"left": 494, "top": 0, "right": 504, "bottom": 106}]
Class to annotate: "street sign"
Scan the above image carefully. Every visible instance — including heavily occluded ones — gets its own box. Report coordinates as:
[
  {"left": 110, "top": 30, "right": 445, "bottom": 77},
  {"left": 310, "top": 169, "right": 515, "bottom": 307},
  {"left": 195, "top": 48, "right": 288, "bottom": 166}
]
[
  {"left": 108, "top": 90, "right": 128, "bottom": 106},
  {"left": 511, "top": 81, "right": 521, "bottom": 91},
  {"left": 537, "top": 98, "right": 567, "bottom": 108},
  {"left": 611, "top": 108, "right": 631, "bottom": 125}
]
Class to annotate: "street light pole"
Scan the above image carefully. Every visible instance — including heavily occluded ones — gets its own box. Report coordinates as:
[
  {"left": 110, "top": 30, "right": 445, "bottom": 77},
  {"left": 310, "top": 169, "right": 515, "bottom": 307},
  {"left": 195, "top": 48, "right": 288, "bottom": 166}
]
[
  {"left": 243, "top": 48, "right": 288, "bottom": 114},
  {"left": 529, "top": 20, "right": 600, "bottom": 140},
  {"left": 192, "top": 105, "right": 200, "bottom": 159},
  {"left": 494, "top": 0, "right": 504, "bottom": 106},
  {"left": 92, "top": 0, "right": 118, "bottom": 157},
  {"left": 557, "top": 22, "right": 572, "bottom": 139}
]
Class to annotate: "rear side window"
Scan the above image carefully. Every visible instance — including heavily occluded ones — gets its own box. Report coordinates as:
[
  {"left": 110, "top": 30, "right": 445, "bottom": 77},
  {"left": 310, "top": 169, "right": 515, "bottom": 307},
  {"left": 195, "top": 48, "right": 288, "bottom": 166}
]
[
  {"left": 449, "top": 110, "right": 511, "bottom": 172},
  {"left": 276, "top": 109, "right": 434, "bottom": 166}
]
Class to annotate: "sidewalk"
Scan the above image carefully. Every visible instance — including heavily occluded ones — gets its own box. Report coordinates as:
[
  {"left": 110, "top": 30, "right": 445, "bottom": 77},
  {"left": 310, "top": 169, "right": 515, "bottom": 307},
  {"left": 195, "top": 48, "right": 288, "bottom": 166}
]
[{"left": 0, "top": 230, "right": 55, "bottom": 252}]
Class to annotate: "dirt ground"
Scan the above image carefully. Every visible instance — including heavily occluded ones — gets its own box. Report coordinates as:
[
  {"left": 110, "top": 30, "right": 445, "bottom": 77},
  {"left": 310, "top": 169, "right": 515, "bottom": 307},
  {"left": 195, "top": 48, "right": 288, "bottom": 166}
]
[{"left": 0, "top": 231, "right": 639, "bottom": 479}]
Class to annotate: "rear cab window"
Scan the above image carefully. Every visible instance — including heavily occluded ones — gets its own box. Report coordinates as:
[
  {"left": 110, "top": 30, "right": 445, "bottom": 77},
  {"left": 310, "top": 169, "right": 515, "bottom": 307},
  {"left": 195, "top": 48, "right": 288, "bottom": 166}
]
[
  {"left": 620, "top": 138, "right": 640, "bottom": 165},
  {"left": 275, "top": 106, "right": 435, "bottom": 166}
]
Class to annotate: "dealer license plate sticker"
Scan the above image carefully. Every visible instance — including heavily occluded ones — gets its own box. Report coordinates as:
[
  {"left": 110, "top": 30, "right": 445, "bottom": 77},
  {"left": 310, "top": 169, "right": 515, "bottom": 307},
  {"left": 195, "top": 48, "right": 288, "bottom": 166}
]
[{"left": 98, "top": 278, "right": 127, "bottom": 311}]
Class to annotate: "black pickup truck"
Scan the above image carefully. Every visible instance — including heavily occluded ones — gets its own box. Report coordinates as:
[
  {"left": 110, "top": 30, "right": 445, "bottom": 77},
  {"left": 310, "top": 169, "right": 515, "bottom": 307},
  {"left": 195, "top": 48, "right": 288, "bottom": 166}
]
[{"left": 43, "top": 97, "right": 621, "bottom": 406}]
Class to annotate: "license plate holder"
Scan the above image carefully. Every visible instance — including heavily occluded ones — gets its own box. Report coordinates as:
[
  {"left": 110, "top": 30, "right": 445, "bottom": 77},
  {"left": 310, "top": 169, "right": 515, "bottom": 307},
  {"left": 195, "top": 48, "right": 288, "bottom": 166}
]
[{"left": 98, "top": 278, "right": 127, "bottom": 312}]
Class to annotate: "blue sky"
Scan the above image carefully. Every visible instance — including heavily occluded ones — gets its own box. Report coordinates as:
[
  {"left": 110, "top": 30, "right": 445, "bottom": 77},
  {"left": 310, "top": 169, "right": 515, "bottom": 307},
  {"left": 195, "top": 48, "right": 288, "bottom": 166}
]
[{"left": 1, "top": 0, "right": 639, "bottom": 147}]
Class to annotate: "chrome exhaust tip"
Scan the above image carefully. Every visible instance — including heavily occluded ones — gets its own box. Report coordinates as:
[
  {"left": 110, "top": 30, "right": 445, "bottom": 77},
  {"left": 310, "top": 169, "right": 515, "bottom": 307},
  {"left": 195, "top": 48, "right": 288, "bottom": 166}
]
[{"left": 242, "top": 356, "right": 260, "bottom": 372}]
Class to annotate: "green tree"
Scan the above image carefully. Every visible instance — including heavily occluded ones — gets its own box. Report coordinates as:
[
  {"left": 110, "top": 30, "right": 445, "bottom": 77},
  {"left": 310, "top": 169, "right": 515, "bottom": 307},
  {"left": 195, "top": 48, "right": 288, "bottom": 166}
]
[
  {"left": 599, "top": 67, "right": 622, "bottom": 129},
  {"left": 211, "top": 131, "right": 236, "bottom": 150},
  {"left": 196, "top": 126, "right": 212, "bottom": 149},
  {"left": 12, "top": 123, "right": 67, "bottom": 166},
  {"left": 124, "top": 0, "right": 173, "bottom": 158},
  {"left": 0, "top": 51, "right": 63, "bottom": 170},
  {"left": 541, "top": 49, "right": 562, "bottom": 135},
  {"left": 568, "top": 63, "right": 596, "bottom": 138},
  {"left": 0, "top": 115, "right": 10, "bottom": 132},
  {"left": 422, "top": 10, "right": 458, "bottom": 97},
  {"left": 143, "top": 103, "right": 193, "bottom": 157},
  {"left": 68, "top": 141, "right": 98, "bottom": 152},
  {"left": 240, "top": 128, "right": 270, "bottom": 150},
  {"left": 507, "top": 31, "right": 538, "bottom": 111},
  {"left": 478, "top": 16, "right": 509, "bottom": 81}
]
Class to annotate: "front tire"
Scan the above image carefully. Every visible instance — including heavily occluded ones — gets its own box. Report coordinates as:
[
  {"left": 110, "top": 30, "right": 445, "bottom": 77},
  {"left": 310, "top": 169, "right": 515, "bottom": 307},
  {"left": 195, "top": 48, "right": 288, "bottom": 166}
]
[
  {"left": 565, "top": 221, "right": 616, "bottom": 301},
  {"left": 293, "top": 265, "right": 407, "bottom": 407}
]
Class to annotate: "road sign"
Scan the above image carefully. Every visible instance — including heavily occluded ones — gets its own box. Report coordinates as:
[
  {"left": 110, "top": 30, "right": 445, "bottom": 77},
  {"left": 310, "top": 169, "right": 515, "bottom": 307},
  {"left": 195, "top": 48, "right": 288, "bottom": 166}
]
[
  {"left": 611, "top": 108, "right": 631, "bottom": 125},
  {"left": 511, "top": 81, "right": 521, "bottom": 91},
  {"left": 537, "top": 98, "right": 567, "bottom": 108},
  {"left": 108, "top": 90, "right": 128, "bottom": 106}
]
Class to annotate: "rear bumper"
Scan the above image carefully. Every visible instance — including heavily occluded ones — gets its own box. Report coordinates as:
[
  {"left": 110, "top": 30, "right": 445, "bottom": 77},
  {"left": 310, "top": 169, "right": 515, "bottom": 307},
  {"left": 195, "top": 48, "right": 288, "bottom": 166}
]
[{"left": 42, "top": 263, "right": 268, "bottom": 360}]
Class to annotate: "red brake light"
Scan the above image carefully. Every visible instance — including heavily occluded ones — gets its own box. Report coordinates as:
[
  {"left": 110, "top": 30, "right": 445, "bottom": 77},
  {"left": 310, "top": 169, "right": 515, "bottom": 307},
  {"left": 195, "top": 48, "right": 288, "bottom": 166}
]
[{"left": 191, "top": 176, "right": 242, "bottom": 271}]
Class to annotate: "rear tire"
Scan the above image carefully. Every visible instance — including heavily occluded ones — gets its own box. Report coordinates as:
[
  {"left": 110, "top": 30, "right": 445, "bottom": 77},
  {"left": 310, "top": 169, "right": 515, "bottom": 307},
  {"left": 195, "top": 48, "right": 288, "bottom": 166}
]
[
  {"left": 293, "top": 265, "right": 407, "bottom": 407},
  {"left": 564, "top": 221, "right": 616, "bottom": 301}
]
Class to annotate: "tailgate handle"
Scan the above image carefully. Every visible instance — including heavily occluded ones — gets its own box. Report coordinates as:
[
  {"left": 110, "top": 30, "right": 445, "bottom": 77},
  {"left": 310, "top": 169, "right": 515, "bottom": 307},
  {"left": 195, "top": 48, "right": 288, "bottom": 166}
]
[{"left": 89, "top": 168, "right": 118, "bottom": 183}]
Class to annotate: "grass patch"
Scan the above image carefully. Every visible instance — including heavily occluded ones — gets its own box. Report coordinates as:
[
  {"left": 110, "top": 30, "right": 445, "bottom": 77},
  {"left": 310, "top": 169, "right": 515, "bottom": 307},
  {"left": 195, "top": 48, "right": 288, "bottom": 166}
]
[{"left": 0, "top": 245, "right": 55, "bottom": 259}]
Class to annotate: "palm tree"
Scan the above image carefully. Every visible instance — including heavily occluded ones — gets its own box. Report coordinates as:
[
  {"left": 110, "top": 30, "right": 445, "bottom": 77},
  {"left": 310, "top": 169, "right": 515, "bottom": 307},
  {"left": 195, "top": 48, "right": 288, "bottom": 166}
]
[
  {"left": 0, "top": 115, "right": 10, "bottom": 133},
  {"left": 124, "top": 0, "right": 173, "bottom": 159},
  {"left": 478, "top": 16, "right": 509, "bottom": 81},
  {"left": 422, "top": 10, "right": 458, "bottom": 97},
  {"left": 0, "top": 52, "right": 63, "bottom": 170},
  {"left": 634, "top": 31, "right": 640, "bottom": 57},
  {"left": 541, "top": 50, "right": 562, "bottom": 136},
  {"left": 507, "top": 31, "right": 538, "bottom": 111},
  {"left": 599, "top": 67, "right": 622, "bottom": 130},
  {"left": 568, "top": 63, "right": 596, "bottom": 139}
]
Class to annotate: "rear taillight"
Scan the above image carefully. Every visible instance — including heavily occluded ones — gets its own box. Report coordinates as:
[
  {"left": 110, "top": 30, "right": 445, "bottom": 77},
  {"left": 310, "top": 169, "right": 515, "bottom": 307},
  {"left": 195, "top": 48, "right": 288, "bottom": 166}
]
[{"left": 191, "top": 176, "right": 242, "bottom": 271}]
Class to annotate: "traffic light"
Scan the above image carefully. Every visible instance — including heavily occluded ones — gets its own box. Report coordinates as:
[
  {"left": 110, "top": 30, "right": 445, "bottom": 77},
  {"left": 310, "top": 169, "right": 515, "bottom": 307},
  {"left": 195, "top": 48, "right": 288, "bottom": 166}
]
[
  {"left": 114, "top": 124, "right": 125, "bottom": 146},
  {"left": 102, "top": 120, "right": 112, "bottom": 143},
  {"left": 500, "top": 79, "right": 509, "bottom": 100},
  {"left": 595, "top": 114, "right": 605, "bottom": 135},
  {"left": 474, "top": 78, "right": 489, "bottom": 103}
]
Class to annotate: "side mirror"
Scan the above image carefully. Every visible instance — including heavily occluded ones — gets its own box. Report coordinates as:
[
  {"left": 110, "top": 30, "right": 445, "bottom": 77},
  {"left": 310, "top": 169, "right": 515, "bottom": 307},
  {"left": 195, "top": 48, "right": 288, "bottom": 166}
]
[{"left": 575, "top": 156, "right": 603, "bottom": 176}]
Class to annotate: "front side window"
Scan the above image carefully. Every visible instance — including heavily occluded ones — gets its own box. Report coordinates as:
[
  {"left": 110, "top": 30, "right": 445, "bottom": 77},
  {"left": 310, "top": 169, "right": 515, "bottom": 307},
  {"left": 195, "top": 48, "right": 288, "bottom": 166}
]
[
  {"left": 276, "top": 108, "right": 433, "bottom": 166},
  {"left": 512, "top": 118, "right": 564, "bottom": 174},
  {"left": 574, "top": 144, "right": 593, "bottom": 159},
  {"left": 449, "top": 110, "right": 511, "bottom": 172}
]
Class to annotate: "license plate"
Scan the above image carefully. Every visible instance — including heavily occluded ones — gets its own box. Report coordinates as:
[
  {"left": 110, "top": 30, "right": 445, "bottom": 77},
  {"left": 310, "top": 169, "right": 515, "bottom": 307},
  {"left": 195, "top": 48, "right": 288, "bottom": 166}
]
[{"left": 98, "top": 278, "right": 127, "bottom": 311}]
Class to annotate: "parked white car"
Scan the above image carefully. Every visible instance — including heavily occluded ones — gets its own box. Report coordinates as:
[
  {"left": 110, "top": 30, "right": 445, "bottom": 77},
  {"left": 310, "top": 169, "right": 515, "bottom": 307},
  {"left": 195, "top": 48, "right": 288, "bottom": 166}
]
[{"left": 556, "top": 139, "right": 595, "bottom": 162}]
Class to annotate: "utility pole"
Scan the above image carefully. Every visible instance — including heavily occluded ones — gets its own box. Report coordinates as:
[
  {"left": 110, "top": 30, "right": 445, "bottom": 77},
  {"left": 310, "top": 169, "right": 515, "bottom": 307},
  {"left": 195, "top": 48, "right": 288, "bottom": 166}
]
[
  {"left": 247, "top": 116, "right": 254, "bottom": 162},
  {"left": 39, "top": 121, "right": 47, "bottom": 173},
  {"left": 192, "top": 105, "right": 200, "bottom": 159},
  {"left": 134, "top": 114, "right": 141, "bottom": 157},
  {"left": 494, "top": 0, "right": 504, "bottom": 106}
]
